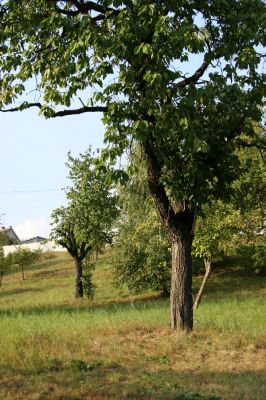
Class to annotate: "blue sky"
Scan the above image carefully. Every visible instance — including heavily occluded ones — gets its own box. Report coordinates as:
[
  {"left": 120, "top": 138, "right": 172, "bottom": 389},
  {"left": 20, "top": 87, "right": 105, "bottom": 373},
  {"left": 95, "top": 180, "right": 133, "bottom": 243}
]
[{"left": 0, "top": 109, "right": 104, "bottom": 240}]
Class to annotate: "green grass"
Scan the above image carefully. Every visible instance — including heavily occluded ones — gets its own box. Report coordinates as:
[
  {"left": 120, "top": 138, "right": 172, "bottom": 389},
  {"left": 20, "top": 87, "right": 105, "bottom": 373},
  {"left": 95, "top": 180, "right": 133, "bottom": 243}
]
[{"left": 0, "top": 251, "right": 265, "bottom": 399}]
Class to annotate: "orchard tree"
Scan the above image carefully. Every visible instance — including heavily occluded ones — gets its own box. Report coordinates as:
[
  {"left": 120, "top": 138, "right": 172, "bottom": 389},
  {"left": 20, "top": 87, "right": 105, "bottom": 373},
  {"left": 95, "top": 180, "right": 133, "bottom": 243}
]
[
  {"left": 11, "top": 248, "right": 40, "bottom": 280},
  {"left": 0, "top": 1, "right": 265, "bottom": 330},
  {"left": 50, "top": 148, "right": 118, "bottom": 298},
  {"left": 0, "top": 247, "right": 12, "bottom": 286}
]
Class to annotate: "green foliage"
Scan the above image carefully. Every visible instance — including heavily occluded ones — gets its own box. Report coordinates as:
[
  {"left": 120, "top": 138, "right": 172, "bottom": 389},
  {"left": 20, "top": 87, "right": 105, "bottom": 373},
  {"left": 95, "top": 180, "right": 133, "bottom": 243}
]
[
  {"left": 112, "top": 211, "right": 171, "bottom": 295},
  {"left": 50, "top": 147, "right": 118, "bottom": 258},
  {"left": 193, "top": 202, "right": 242, "bottom": 262},
  {"left": 11, "top": 247, "right": 40, "bottom": 266},
  {"left": 193, "top": 141, "right": 266, "bottom": 267},
  {"left": 112, "top": 149, "right": 171, "bottom": 295},
  {"left": 69, "top": 359, "right": 93, "bottom": 373},
  {"left": 237, "top": 240, "right": 266, "bottom": 274},
  {"left": 252, "top": 243, "right": 266, "bottom": 274},
  {"left": 82, "top": 258, "right": 97, "bottom": 299},
  {"left": 0, "top": 246, "right": 12, "bottom": 285},
  {"left": 0, "top": 1, "right": 264, "bottom": 209}
]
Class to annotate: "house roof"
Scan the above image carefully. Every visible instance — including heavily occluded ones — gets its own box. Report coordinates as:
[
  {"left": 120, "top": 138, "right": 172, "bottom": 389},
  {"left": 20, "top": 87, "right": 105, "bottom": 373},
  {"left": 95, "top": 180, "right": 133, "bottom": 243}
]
[
  {"left": 0, "top": 226, "right": 21, "bottom": 242},
  {"left": 1, "top": 226, "right": 12, "bottom": 233},
  {"left": 21, "top": 236, "right": 46, "bottom": 244}
]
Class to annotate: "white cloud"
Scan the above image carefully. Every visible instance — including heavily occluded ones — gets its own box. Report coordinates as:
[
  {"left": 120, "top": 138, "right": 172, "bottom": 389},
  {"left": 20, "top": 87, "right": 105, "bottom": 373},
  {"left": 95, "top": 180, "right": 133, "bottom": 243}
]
[{"left": 15, "top": 217, "right": 50, "bottom": 241}]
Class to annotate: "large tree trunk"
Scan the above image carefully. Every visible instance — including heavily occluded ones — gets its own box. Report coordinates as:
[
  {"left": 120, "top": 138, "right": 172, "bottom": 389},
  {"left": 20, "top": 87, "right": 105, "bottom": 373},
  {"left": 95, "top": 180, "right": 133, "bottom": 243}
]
[
  {"left": 74, "top": 257, "right": 83, "bottom": 298},
  {"left": 143, "top": 139, "right": 196, "bottom": 331},
  {"left": 193, "top": 258, "right": 211, "bottom": 309},
  {"left": 170, "top": 228, "right": 193, "bottom": 331}
]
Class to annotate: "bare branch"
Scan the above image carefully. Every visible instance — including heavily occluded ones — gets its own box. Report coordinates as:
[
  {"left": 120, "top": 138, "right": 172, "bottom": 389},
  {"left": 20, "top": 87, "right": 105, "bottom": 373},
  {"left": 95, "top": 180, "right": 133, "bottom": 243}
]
[
  {"left": 0, "top": 103, "right": 108, "bottom": 117},
  {"left": 54, "top": 105, "right": 108, "bottom": 117}
]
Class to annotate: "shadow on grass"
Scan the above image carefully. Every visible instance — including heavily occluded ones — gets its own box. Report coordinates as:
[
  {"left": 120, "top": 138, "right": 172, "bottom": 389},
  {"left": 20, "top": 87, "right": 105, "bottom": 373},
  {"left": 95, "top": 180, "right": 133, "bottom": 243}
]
[
  {"left": 86, "top": 366, "right": 265, "bottom": 400},
  {"left": 2, "top": 362, "right": 266, "bottom": 399},
  {"left": 0, "top": 294, "right": 166, "bottom": 318},
  {"left": 0, "top": 287, "right": 44, "bottom": 298}
]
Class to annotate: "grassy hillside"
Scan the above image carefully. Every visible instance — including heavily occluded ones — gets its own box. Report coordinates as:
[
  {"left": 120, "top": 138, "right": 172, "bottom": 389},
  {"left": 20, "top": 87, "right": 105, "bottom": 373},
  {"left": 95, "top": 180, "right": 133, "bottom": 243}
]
[{"left": 0, "top": 251, "right": 265, "bottom": 400}]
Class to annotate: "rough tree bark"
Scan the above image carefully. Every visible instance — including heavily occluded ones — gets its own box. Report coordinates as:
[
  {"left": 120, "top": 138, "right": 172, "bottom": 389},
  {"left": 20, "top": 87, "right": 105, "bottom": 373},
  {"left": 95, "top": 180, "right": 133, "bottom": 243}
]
[
  {"left": 74, "top": 257, "right": 83, "bottom": 298},
  {"left": 171, "top": 227, "right": 194, "bottom": 331},
  {"left": 193, "top": 258, "right": 212, "bottom": 309}
]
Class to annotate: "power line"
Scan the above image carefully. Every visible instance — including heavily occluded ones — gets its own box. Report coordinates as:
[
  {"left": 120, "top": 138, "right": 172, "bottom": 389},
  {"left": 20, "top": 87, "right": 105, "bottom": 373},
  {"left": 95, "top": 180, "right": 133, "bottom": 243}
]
[{"left": 0, "top": 189, "right": 62, "bottom": 194}]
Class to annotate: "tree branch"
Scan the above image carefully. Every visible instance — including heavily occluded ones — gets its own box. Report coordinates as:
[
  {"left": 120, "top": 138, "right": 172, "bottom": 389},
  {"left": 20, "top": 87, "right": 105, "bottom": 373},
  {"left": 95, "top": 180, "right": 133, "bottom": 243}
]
[
  {"left": 0, "top": 103, "right": 108, "bottom": 117},
  {"left": 54, "top": 105, "right": 108, "bottom": 117},
  {"left": 172, "top": 60, "right": 209, "bottom": 92},
  {"left": 53, "top": 0, "right": 119, "bottom": 18}
]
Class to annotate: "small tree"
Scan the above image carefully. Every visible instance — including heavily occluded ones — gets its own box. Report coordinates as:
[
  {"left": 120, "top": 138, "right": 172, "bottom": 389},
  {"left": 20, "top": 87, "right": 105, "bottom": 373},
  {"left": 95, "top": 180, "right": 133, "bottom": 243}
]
[
  {"left": 112, "top": 206, "right": 171, "bottom": 296},
  {"left": 192, "top": 202, "right": 241, "bottom": 309},
  {"left": 0, "top": 247, "right": 12, "bottom": 286},
  {"left": 112, "top": 149, "right": 171, "bottom": 295},
  {"left": 193, "top": 137, "right": 266, "bottom": 307},
  {"left": 50, "top": 148, "right": 118, "bottom": 298},
  {"left": 11, "top": 248, "right": 40, "bottom": 280}
]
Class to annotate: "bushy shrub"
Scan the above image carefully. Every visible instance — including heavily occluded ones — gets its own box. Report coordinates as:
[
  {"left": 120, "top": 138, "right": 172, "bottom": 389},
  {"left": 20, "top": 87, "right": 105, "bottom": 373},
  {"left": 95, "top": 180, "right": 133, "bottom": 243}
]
[
  {"left": 237, "top": 241, "right": 266, "bottom": 274},
  {"left": 111, "top": 215, "right": 171, "bottom": 296},
  {"left": 252, "top": 244, "right": 266, "bottom": 274}
]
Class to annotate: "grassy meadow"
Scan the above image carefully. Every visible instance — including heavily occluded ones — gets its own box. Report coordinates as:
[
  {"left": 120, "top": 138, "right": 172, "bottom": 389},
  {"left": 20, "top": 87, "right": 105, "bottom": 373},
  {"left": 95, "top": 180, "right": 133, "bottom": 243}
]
[{"left": 0, "top": 251, "right": 265, "bottom": 400}]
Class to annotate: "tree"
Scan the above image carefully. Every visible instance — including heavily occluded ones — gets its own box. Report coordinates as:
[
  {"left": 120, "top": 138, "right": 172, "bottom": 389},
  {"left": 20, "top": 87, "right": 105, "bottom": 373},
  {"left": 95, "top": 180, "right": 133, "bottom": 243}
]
[
  {"left": 112, "top": 157, "right": 171, "bottom": 296},
  {"left": 193, "top": 136, "right": 266, "bottom": 307},
  {"left": 0, "top": 247, "right": 12, "bottom": 286},
  {"left": 192, "top": 202, "right": 241, "bottom": 309},
  {"left": 0, "top": 1, "right": 265, "bottom": 330},
  {"left": 11, "top": 248, "right": 40, "bottom": 280},
  {"left": 50, "top": 148, "right": 118, "bottom": 298}
]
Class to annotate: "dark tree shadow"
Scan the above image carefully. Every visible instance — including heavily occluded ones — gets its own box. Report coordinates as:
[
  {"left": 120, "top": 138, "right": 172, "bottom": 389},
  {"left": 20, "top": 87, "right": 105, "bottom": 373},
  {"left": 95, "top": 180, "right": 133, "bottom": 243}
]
[
  {"left": 0, "top": 294, "right": 166, "bottom": 317},
  {"left": 0, "top": 287, "right": 44, "bottom": 298}
]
